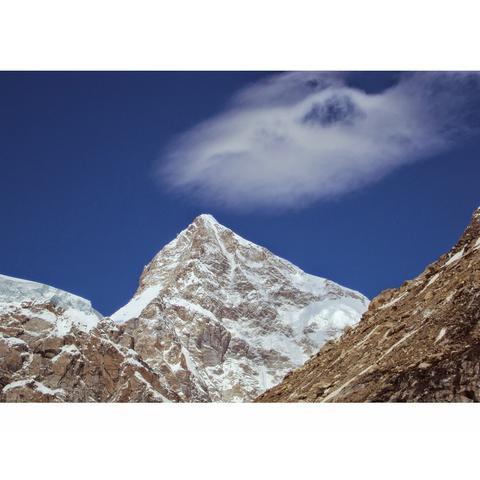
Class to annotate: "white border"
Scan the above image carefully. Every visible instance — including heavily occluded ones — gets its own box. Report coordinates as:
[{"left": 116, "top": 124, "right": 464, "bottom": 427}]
[
  {"left": 0, "top": 0, "right": 479, "bottom": 70},
  {"left": 1, "top": 403, "right": 479, "bottom": 479}
]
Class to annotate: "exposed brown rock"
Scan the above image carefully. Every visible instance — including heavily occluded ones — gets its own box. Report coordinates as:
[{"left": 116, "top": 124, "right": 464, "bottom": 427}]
[
  {"left": 257, "top": 208, "right": 480, "bottom": 402},
  {"left": 0, "top": 302, "right": 180, "bottom": 402}
]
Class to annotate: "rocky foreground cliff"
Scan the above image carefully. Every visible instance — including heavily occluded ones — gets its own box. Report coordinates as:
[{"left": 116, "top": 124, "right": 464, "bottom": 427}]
[{"left": 257, "top": 208, "right": 480, "bottom": 402}]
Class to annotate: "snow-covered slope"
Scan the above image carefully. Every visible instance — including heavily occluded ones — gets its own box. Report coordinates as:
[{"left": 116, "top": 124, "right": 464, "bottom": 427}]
[
  {"left": 0, "top": 274, "right": 102, "bottom": 335},
  {"left": 112, "top": 214, "right": 369, "bottom": 401}
]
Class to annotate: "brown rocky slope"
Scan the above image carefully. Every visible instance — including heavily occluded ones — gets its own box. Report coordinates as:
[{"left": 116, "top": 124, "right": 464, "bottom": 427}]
[{"left": 257, "top": 207, "right": 480, "bottom": 402}]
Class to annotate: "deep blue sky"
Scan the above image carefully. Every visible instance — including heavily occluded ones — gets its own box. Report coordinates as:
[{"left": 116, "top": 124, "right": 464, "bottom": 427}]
[{"left": 1, "top": 72, "right": 479, "bottom": 315}]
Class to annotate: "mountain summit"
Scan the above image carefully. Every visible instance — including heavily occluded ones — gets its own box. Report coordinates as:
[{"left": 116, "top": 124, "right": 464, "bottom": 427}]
[{"left": 112, "top": 214, "right": 368, "bottom": 401}]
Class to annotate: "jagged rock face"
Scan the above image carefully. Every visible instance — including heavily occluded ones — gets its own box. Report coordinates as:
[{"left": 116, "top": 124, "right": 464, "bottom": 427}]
[
  {"left": 0, "top": 275, "right": 179, "bottom": 402},
  {"left": 112, "top": 214, "right": 368, "bottom": 401},
  {"left": 257, "top": 208, "right": 480, "bottom": 403}
]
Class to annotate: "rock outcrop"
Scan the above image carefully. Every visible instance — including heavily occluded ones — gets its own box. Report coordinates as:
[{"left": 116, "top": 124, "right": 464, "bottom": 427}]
[
  {"left": 257, "top": 208, "right": 480, "bottom": 402},
  {"left": 112, "top": 214, "right": 368, "bottom": 401},
  {"left": 0, "top": 275, "right": 179, "bottom": 402}
]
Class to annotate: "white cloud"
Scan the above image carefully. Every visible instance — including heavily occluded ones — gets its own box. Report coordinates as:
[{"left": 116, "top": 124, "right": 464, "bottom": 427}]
[{"left": 158, "top": 72, "right": 480, "bottom": 210}]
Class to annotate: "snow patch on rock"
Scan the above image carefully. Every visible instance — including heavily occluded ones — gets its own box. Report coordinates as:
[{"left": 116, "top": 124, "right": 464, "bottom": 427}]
[{"left": 445, "top": 248, "right": 465, "bottom": 267}]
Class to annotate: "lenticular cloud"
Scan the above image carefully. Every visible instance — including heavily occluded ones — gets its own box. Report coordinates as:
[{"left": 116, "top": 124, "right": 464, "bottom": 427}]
[{"left": 158, "top": 72, "right": 480, "bottom": 210}]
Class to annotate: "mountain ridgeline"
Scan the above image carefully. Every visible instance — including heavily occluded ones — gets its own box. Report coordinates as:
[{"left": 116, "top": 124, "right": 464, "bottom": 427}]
[
  {"left": 0, "top": 214, "right": 368, "bottom": 402},
  {"left": 2, "top": 209, "right": 479, "bottom": 402}
]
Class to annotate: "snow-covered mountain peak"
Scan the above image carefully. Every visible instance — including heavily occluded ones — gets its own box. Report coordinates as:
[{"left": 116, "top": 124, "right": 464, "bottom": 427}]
[
  {"left": 132, "top": 214, "right": 269, "bottom": 295},
  {"left": 192, "top": 213, "right": 221, "bottom": 226},
  {"left": 111, "top": 216, "right": 369, "bottom": 401},
  {"left": 186, "top": 212, "right": 257, "bottom": 249}
]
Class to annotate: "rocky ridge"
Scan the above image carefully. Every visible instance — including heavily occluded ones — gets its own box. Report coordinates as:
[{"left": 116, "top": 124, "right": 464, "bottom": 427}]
[
  {"left": 257, "top": 208, "right": 480, "bottom": 402},
  {"left": 0, "top": 275, "right": 179, "bottom": 402}
]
